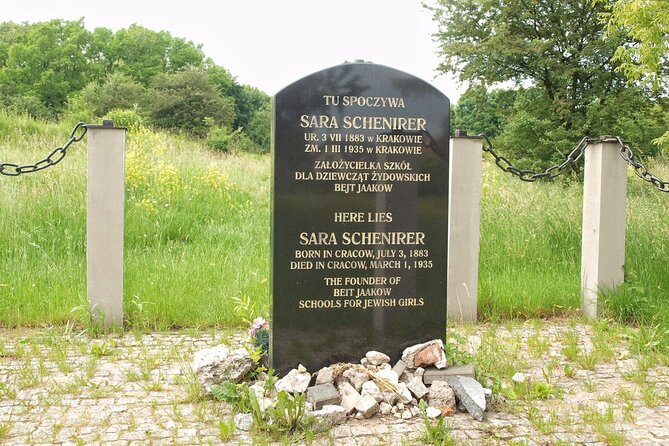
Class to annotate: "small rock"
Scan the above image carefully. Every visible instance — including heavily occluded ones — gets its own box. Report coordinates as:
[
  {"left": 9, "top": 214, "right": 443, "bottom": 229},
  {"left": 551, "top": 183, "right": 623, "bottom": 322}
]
[
  {"left": 392, "top": 359, "right": 408, "bottom": 377},
  {"left": 396, "top": 402, "right": 405, "bottom": 411},
  {"left": 402, "top": 340, "right": 446, "bottom": 369},
  {"left": 361, "top": 381, "right": 383, "bottom": 402},
  {"left": 376, "top": 369, "right": 399, "bottom": 385},
  {"left": 483, "top": 388, "right": 493, "bottom": 406},
  {"left": 383, "top": 391, "right": 399, "bottom": 406},
  {"left": 440, "top": 405, "right": 456, "bottom": 417},
  {"left": 311, "top": 405, "right": 346, "bottom": 432},
  {"left": 366, "top": 350, "right": 391, "bottom": 366},
  {"left": 338, "top": 382, "right": 362, "bottom": 415},
  {"left": 355, "top": 394, "right": 380, "bottom": 418},
  {"left": 512, "top": 372, "right": 529, "bottom": 385},
  {"left": 165, "top": 420, "right": 176, "bottom": 429},
  {"left": 234, "top": 413, "right": 253, "bottom": 431},
  {"left": 275, "top": 368, "right": 311, "bottom": 394},
  {"left": 414, "top": 343, "right": 446, "bottom": 368},
  {"left": 192, "top": 346, "right": 254, "bottom": 392},
  {"left": 360, "top": 357, "right": 369, "bottom": 367},
  {"left": 379, "top": 402, "right": 392, "bottom": 415},
  {"left": 379, "top": 363, "right": 391, "bottom": 371},
  {"left": 315, "top": 366, "right": 335, "bottom": 385},
  {"left": 249, "top": 382, "right": 265, "bottom": 399},
  {"left": 393, "top": 411, "right": 401, "bottom": 418},
  {"left": 355, "top": 412, "right": 365, "bottom": 420},
  {"left": 426, "top": 406, "right": 441, "bottom": 419},
  {"left": 297, "top": 364, "right": 307, "bottom": 373},
  {"left": 428, "top": 380, "right": 456, "bottom": 410},
  {"left": 415, "top": 367, "right": 425, "bottom": 377},
  {"left": 447, "top": 376, "right": 486, "bottom": 421},
  {"left": 391, "top": 405, "right": 399, "bottom": 414},
  {"left": 407, "top": 376, "right": 429, "bottom": 399},
  {"left": 258, "top": 397, "right": 273, "bottom": 414},
  {"left": 397, "top": 382, "right": 413, "bottom": 404},
  {"left": 343, "top": 368, "right": 369, "bottom": 392},
  {"left": 411, "top": 406, "right": 420, "bottom": 417},
  {"left": 401, "top": 409, "right": 413, "bottom": 419},
  {"left": 306, "top": 383, "right": 341, "bottom": 410}
]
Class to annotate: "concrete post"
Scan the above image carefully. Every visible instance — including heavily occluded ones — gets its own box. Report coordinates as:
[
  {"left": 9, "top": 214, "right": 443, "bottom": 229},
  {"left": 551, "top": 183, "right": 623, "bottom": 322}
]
[
  {"left": 447, "top": 131, "right": 483, "bottom": 322},
  {"left": 87, "top": 121, "right": 126, "bottom": 328},
  {"left": 581, "top": 136, "right": 627, "bottom": 319}
]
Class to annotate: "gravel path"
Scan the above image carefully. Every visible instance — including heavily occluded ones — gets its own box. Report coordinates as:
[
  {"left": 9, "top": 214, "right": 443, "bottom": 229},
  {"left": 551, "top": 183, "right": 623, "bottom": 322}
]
[{"left": 0, "top": 321, "right": 667, "bottom": 445}]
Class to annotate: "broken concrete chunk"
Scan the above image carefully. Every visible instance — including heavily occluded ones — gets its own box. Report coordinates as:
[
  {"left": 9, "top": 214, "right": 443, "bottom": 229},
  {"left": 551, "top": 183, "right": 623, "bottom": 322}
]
[
  {"left": 423, "top": 364, "right": 476, "bottom": 385},
  {"left": 401, "top": 339, "right": 446, "bottom": 369},
  {"left": 427, "top": 380, "right": 456, "bottom": 410},
  {"left": 407, "top": 375, "right": 429, "bottom": 399},
  {"left": 343, "top": 368, "right": 369, "bottom": 392},
  {"left": 306, "top": 383, "right": 341, "bottom": 410},
  {"left": 392, "top": 359, "right": 408, "bottom": 377},
  {"left": 275, "top": 367, "right": 311, "bottom": 394},
  {"left": 315, "top": 366, "right": 335, "bottom": 385},
  {"left": 365, "top": 350, "right": 391, "bottom": 366},
  {"left": 192, "top": 346, "right": 254, "bottom": 393},
  {"left": 376, "top": 369, "right": 399, "bottom": 385},
  {"left": 338, "top": 381, "right": 362, "bottom": 415},
  {"left": 447, "top": 376, "right": 486, "bottom": 421},
  {"left": 355, "top": 394, "right": 380, "bottom": 418},
  {"left": 311, "top": 405, "right": 346, "bottom": 432},
  {"left": 361, "top": 380, "right": 383, "bottom": 402}
]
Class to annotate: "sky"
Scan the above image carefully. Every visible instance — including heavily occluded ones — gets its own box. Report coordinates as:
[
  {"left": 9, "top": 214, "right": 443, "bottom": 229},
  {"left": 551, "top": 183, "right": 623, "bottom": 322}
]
[{"left": 3, "top": 0, "right": 466, "bottom": 101}]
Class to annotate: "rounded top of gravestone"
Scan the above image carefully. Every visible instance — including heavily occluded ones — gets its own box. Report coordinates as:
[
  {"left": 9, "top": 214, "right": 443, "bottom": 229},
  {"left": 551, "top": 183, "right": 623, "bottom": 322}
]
[{"left": 276, "top": 62, "right": 450, "bottom": 104}]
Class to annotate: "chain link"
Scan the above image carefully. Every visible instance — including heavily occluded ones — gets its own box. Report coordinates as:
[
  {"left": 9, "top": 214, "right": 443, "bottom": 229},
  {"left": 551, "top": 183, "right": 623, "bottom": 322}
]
[
  {"left": 616, "top": 137, "right": 669, "bottom": 193},
  {"left": 479, "top": 134, "right": 589, "bottom": 182},
  {"left": 0, "top": 122, "right": 88, "bottom": 177}
]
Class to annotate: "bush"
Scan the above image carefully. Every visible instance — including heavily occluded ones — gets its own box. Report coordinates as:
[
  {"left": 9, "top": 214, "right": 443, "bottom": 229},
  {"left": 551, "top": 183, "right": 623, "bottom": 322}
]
[
  {"left": 145, "top": 69, "right": 235, "bottom": 137},
  {"left": 245, "top": 102, "right": 271, "bottom": 153},
  {"left": 206, "top": 127, "right": 256, "bottom": 153},
  {"left": 104, "top": 108, "right": 143, "bottom": 132}
]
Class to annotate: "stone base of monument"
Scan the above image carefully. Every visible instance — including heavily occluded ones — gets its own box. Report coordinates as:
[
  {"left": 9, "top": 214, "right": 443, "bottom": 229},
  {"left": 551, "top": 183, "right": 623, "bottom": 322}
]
[{"left": 193, "top": 339, "right": 491, "bottom": 430}]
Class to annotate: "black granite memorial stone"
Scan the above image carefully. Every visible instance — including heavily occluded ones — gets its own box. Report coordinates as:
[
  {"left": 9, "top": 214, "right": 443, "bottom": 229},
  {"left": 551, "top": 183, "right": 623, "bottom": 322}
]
[{"left": 271, "top": 63, "right": 449, "bottom": 375}]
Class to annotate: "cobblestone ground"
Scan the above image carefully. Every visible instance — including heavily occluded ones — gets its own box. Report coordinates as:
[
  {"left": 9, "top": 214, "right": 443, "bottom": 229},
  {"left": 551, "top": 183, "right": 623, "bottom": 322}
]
[{"left": 0, "top": 321, "right": 667, "bottom": 445}]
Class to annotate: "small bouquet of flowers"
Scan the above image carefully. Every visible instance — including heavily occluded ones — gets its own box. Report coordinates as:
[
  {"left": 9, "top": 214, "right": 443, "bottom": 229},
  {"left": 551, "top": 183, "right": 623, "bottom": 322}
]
[{"left": 248, "top": 316, "right": 269, "bottom": 357}]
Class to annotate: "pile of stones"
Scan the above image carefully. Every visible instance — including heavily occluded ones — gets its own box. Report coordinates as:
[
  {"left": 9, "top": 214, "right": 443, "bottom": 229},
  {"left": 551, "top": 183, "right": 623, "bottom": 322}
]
[{"left": 192, "top": 339, "right": 491, "bottom": 432}]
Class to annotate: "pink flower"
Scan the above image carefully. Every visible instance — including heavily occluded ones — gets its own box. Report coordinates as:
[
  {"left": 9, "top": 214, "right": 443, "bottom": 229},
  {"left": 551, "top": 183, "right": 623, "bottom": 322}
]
[{"left": 248, "top": 316, "right": 269, "bottom": 337}]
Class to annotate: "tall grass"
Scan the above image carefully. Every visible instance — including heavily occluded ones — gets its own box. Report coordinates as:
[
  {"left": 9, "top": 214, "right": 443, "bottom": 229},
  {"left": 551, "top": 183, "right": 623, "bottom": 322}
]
[
  {"left": 1, "top": 112, "right": 667, "bottom": 338},
  {"left": 0, "top": 112, "right": 269, "bottom": 329}
]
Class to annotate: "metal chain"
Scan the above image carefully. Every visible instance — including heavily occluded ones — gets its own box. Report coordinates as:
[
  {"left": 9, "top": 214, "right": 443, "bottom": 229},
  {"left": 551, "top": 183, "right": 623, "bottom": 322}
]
[
  {"left": 0, "top": 122, "right": 88, "bottom": 177},
  {"left": 479, "top": 134, "right": 590, "bottom": 182},
  {"left": 616, "top": 137, "right": 669, "bottom": 193}
]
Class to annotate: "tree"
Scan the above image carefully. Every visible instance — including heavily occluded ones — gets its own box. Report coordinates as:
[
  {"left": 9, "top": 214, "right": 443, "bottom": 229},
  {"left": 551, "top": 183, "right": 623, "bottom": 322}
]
[
  {"left": 145, "top": 69, "right": 235, "bottom": 137},
  {"left": 452, "top": 85, "right": 519, "bottom": 136},
  {"left": 0, "top": 19, "right": 93, "bottom": 115},
  {"left": 105, "top": 24, "right": 205, "bottom": 85},
  {"left": 600, "top": 0, "right": 669, "bottom": 90},
  {"left": 427, "top": 0, "right": 626, "bottom": 133},
  {"left": 73, "top": 72, "right": 146, "bottom": 118}
]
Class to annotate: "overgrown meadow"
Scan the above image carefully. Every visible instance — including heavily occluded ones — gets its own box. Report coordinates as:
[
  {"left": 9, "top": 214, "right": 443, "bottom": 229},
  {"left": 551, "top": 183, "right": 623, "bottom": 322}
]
[{"left": 1, "top": 113, "right": 667, "bottom": 346}]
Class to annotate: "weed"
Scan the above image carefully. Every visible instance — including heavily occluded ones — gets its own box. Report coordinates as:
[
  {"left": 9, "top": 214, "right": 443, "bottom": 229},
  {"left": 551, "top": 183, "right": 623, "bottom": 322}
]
[
  {"left": 527, "top": 406, "right": 558, "bottom": 434},
  {"left": 175, "top": 369, "right": 204, "bottom": 403},
  {"left": 417, "top": 400, "right": 456, "bottom": 445},
  {"left": 0, "top": 422, "right": 11, "bottom": 440},
  {"left": 563, "top": 363, "right": 576, "bottom": 378},
  {"left": 89, "top": 340, "right": 118, "bottom": 358},
  {"left": 527, "top": 332, "right": 550, "bottom": 357},
  {"left": 218, "top": 417, "right": 235, "bottom": 441}
]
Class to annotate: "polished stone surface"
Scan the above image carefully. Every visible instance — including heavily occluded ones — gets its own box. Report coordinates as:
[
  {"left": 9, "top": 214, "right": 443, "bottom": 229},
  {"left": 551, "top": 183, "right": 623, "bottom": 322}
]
[{"left": 272, "top": 62, "right": 450, "bottom": 375}]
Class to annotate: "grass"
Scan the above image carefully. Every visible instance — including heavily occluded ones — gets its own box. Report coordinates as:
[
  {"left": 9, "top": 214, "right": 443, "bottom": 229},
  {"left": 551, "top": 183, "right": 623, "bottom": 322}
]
[
  {"left": 1, "top": 111, "right": 668, "bottom": 342},
  {"left": 0, "top": 111, "right": 269, "bottom": 329}
]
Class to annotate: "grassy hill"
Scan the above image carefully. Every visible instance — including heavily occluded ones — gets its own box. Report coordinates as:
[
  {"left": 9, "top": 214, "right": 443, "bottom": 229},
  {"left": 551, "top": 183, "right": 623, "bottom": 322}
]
[{"left": 1, "top": 112, "right": 667, "bottom": 349}]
